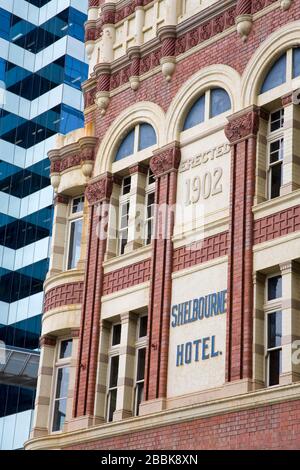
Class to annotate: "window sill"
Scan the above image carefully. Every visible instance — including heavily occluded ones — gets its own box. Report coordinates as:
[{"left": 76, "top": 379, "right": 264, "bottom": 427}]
[
  {"left": 103, "top": 244, "right": 152, "bottom": 274},
  {"left": 253, "top": 187, "right": 300, "bottom": 220}
]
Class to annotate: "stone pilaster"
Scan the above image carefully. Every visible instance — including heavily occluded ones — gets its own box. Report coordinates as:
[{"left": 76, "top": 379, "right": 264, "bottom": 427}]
[
  {"left": 224, "top": 107, "right": 260, "bottom": 392},
  {"left": 279, "top": 261, "right": 300, "bottom": 385},
  {"left": 72, "top": 174, "right": 113, "bottom": 427},
  {"left": 141, "top": 142, "right": 181, "bottom": 415}
]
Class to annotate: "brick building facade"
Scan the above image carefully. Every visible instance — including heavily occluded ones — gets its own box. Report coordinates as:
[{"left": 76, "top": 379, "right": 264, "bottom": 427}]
[{"left": 26, "top": 0, "right": 300, "bottom": 450}]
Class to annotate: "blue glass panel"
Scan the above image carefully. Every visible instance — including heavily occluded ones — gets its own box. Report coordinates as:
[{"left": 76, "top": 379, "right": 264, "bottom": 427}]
[
  {"left": 138, "top": 123, "right": 157, "bottom": 151},
  {"left": 210, "top": 88, "right": 231, "bottom": 118},
  {"left": 260, "top": 54, "right": 287, "bottom": 94},
  {"left": 293, "top": 47, "right": 300, "bottom": 78},
  {"left": 183, "top": 95, "right": 205, "bottom": 131},
  {"left": 115, "top": 129, "right": 135, "bottom": 161}
]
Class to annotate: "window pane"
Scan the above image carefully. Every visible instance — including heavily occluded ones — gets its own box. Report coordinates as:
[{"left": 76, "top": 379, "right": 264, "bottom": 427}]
[
  {"left": 72, "top": 197, "right": 84, "bottom": 214},
  {"left": 136, "top": 348, "right": 146, "bottom": 382},
  {"left": 293, "top": 47, "right": 300, "bottom": 78},
  {"left": 138, "top": 123, "right": 157, "bottom": 151},
  {"left": 60, "top": 340, "right": 73, "bottom": 359},
  {"left": 139, "top": 316, "right": 148, "bottom": 338},
  {"left": 210, "top": 88, "right": 231, "bottom": 118},
  {"left": 268, "top": 311, "right": 282, "bottom": 348},
  {"left": 268, "top": 276, "right": 282, "bottom": 301},
  {"left": 119, "top": 232, "right": 128, "bottom": 255},
  {"left": 135, "top": 382, "right": 144, "bottom": 416},
  {"left": 52, "top": 397, "right": 67, "bottom": 432},
  {"left": 112, "top": 324, "right": 121, "bottom": 346},
  {"left": 148, "top": 169, "right": 155, "bottom": 185},
  {"left": 270, "top": 163, "right": 282, "bottom": 199},
  {"left": 183, "top": 95, "right": 205, "bottom": 131},
  {"left": 270, "top": 140, "right": 283, "bottom": 163},
  {"left": 115, "top": 129, "right": 135, "bottom": 161},
  {"left": 261, "top": 54, "right": 287, "bottom": 94},
  {"left": 268, "top": 349, "right": 281, "bottom": 386},
  {"left": 270, "top": 109, "right": 284, "bottom": 132},
  {"left": 55, "top": 368, "right": 69, "bottom": 400},
  {"left": 122, "top": 176, "right": 131, "bottom": 195},
  {"left": 108, "top": 389, "right": 117, "bottom": 422},
  {"left": 68, "top": 218, "right": 83, "bottom": 269},
  {"left": 109, "top": 356, "right": 119, "bottom": 388}
]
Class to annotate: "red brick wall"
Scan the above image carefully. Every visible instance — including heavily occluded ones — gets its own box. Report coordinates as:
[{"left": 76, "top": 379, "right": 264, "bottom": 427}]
[
  {"left": 102, "top": 259, "right": 151, "bottom": 296},
  {"left": 254, "top": 205, "right": 300, "bottom": 244},
  {"left": 66, "top": 399, "right": 300, "bottom": 450},
  {"left": 44, "top": 282, "right": 84, "bottom": 312}
]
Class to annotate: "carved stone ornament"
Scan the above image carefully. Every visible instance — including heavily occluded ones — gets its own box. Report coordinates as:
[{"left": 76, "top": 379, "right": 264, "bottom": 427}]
[
  {"left": 85, "top": 175, "right": 113, "bottom": 205},
  {"left": 150, "top": 143, "right": 181, "bottom": 177},
  {"left": 225, "top": 110, "right": 260, "bottom": 144},
  {"left": 281, "top": 0, "right": 292, "bottom": 10},
  {"left": 95, "top": 91, "right": 110, "bottom": 116}
]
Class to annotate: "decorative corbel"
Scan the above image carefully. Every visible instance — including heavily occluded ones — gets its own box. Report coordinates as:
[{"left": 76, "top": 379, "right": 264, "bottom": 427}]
[
  {"left": 128, "top": 46, "right": 141, "bottom": 91},
  {"left": 235, "top": 0, "right": 253, "bottom": 43},
  {"left": 281, "top": 0, "right": 292, "bottom": 10},
  {"left": 158, "top": 26, "right": 177, "bottom": 82},
  {"left": 94, "top": 63, "right": 111, "bottom": 116}
]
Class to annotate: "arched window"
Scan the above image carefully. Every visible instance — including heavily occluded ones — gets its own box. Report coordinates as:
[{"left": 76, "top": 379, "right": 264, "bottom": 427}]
[
  {"left": 115, "top": 123, "right": 157, "bottom": 161},
  {"left": 260, "top": 53, "right": 287, "bottom": 94},
  {"left": 182, "top": 87, "right": 231, "bottom": 131},
  {"left": 292, "top": 47, "right": 300, "bottom": 79}
]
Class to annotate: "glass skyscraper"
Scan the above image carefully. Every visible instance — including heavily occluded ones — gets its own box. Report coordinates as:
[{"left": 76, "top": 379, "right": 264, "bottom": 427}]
[{"left": 0, "top": 0, "right": 88, "bottom": 449}]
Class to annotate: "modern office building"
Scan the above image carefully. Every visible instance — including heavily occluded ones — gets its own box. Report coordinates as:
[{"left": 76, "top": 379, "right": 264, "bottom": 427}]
[
  {"left": 26, "top": 0, "right": 300, "bottom": 450},
  {"left": 0, "top": 0, "right": 88, "bottom": 449}
]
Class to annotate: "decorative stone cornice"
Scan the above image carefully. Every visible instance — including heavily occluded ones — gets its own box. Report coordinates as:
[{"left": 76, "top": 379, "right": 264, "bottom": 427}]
[
  {"left": 39, "top": 335, "right": 56, "bottom": 348},
  {"left": 225, "top": 107, "right": 260, "bottom": 144},
  {"left": 49, "top": 137, "right": 98, "bottom": 176},
  {"left": 150, "top": 142, "right": 181, "bottom": 177},
  {"left": 85, "top": 173, "right": 114, "bottom": 205}
]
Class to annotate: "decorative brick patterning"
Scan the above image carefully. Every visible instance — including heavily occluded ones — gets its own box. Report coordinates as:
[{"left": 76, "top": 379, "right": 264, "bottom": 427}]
[
  {"left": 254, "top": 205, "right": 300, "bottom": 245},
  {"left": 102, "top": 259, "right": 151, "bottom": 296},
  {"left": 44, "top": 282, "right": 84, "bottom": 312},
  {"left": 173, "top": 232, "right": 229, "bottom": 272},
  {"left": 66, "top": 399, "right": 300, "bottom": 450}
]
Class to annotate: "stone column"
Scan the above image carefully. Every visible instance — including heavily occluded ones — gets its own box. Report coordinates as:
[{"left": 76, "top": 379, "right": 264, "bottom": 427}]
[
  {"left": 280, "top": 93, "right": 300, "bottom": 195},
  {"left": 31, "top": 335, "right": 56, "bottom": 438},
  {"left": 252, "top": 272, "right": 265, "bottom": 388},
  {"left": 141, "top": 142, "right": 181, "bottom": 415},
  {"left": 224, "top": 107, "right": 260, "bottom": 393},
  {"left": 126, "top": 164, "right": 148, "bottom": 253},
  {"left": 113, "top": 312, "right": 137, "bottom": 421},
  {"left": 94, "top": 320, "right": 110, "bottom": 421},
  {"left": 65, "top": 329, "right": 80, "bottom": 430},
  {"left": 280, "top": 261, "right": 300, "bottom": 385},
  {"left": 48, "top": 195, "right": 69, "bottom": 277},
  {"left": 71, "top": 174, "right": 113, "bottom": 429}
]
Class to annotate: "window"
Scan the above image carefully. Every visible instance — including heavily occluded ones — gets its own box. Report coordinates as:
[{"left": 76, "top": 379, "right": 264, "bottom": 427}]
[
  {"left": 52, "top": 339, "right": 73, "bottom": 433},
  {"left": 183, "top": 88, "right": 231, "bottom": 131},
  {"left": 267, "top": 110, "right": 284, "bottom": 200},
  {"left": 67, "top": 196, "right": 84, "bottom": 270},
  {"left": 107, "top": 355, "right": 119, "bottom": 422},
  {"left": 265, "top": 276, "right": 282, "bottom": 387},
  {"left": 134, "top": 348, "right": 146, "bottom": 416},
  {"left": 260, "top": 48, "right": 300, "bottom": 95},
  {"left": 261, "top": 54, "right": 287, "bottom": 94},
  {"left": 118, "top": 177, "right": 131, "bottom": 255},
  {"left": 267, "top": 275, "right": 282, "bottom": 301},
  {"left": 145, "top": 169, "right": 155, "bottom": 245},
  {"left": 267, "top": 311, "right": 282, "bottom": 386},
  {"left": 112, "top": 324, "right": 121, "bottom": 346},
  {"left": 115, "top": 123, "right": 157, "bottom": 161},
  {"left": 134, "top": 315, "right": 147, "bottom": 416}
]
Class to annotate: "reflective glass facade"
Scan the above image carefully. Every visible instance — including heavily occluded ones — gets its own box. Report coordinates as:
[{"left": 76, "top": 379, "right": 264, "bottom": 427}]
[{"left": 0, "top": 0, "right": 88, "bottom": 449}]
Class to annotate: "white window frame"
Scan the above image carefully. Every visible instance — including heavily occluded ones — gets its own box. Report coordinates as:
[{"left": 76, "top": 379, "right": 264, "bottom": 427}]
[
  {"left": 50, "top": 338, "right": 73, "bottom": 434},
  {"left": 144, "top": 169, "right": 155, "bottom": 246},
  {"left": 133, "top": 315, "right": 148, "bottom": 416},
  {"left": 106, "top": 324, "right": 121, "bottom": 422},
  {"left": 264, "top": 274, "right": 283, "bottom": 388},
  {"left": 118, "top": 177, "right": 131, "bottom": 256},
  {"left": 66, "top": 196, "right": 84, "bottom": 270},
  {"left": 267, "top": 109, "right": 284, "bottom": 200}
]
